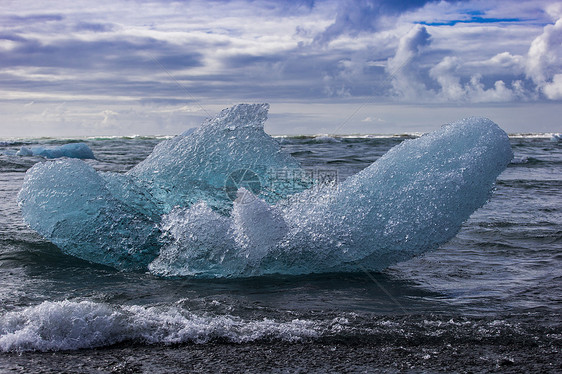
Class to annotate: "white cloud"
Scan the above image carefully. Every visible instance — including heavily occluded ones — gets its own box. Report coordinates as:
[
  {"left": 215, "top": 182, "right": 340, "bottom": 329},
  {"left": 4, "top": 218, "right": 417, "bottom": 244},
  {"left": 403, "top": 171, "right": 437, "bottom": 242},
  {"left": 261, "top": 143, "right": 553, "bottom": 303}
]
[
  {"left": 100, "top": 109, "right": 118, "bottom": 125},
  {"left": 465, "top": 76, "right": 516, "bottom": 103},
  {"left": 542, "top": 73, "right": 562, "bottom": 99},
  {"left": 386, "top": 25, "right": 432, "bottom": 101},
  {"left": 546, "top": 2, "right": 562, "bottom": 19},
  {"left": 429, "top": 56, "right": 525, "bottom": 103},
  {"left": 525, "top": 16, "right": 562, "bottom": 93},
  {"left": 314, "top": 0, "right": 439, "bottom": 45},
  {"left": 361, "top": 116, "right": 386, "bottom": 123},
  {"left": 468, "top": 52, "right": 525, "bottom": 75},
  {"left": 429, "top": 56, "right": 465, "bottom": 101},
  {"left": 390, "top": 26, "right": 523, "bottom": 103}
]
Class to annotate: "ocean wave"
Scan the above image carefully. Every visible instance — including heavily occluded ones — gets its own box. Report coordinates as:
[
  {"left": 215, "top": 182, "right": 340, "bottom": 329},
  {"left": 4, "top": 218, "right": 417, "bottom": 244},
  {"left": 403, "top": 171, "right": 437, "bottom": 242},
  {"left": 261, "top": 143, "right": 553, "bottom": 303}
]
[
  {"left": 508, "top": 133, "right": 560, "bottom": 139},
  {"left": 0, "top": 300, "right": 318, "bottom": 352},
  {"left": 1, "top": 300, "right": 559, "bottom": 353}
]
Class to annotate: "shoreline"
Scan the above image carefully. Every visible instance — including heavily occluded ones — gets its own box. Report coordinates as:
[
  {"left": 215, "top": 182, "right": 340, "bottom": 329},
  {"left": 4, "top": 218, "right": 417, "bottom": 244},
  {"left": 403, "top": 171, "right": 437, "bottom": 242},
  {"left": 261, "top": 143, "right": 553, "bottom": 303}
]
[{"left": 1, "top": 340, "right": 560, "bottom": 373}]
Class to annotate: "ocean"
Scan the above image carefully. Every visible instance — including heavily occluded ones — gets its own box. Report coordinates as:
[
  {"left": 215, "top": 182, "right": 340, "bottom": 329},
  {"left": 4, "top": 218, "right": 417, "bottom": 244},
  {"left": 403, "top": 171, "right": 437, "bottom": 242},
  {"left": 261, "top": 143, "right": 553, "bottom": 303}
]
[{"left": 0, "top": 132, "right": 560, "bottom": 373}]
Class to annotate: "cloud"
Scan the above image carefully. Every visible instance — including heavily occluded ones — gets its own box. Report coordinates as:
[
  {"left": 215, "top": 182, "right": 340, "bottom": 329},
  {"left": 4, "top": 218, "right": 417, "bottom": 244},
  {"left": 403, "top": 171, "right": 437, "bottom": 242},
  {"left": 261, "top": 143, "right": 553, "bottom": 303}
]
[
  {"left": 386, "top": 25, "right": 432, "bottom": 100},
  {"left": 0, "top": 33, "right": 27, "bottom": 42},
  {"left": 2, "top": 14, "right": 64, "bottom": 25},
  {"left": 314, "top": 0, "right": 438, "bottom": 45},
  {"left": 361, "top": 116, "right": 386, "bottom": 123},
  {"left": 429, "top": 56, "right": 465, "bottom": 101},
  {"left": 4, "top": 0, "right": 557, "bottom": 107},
  {"left": 384, "top": 11, "right": 562, "bottom": 104},
  {"left": 465, "top": 76, "right": 518, "bottom": 102},
  {"left": 1, "top": 0, "right": 562, "bottom": 137},
  {"left": 0, "top": 37, "right": 204, "bottom": 71},
  {"left": 74, "top": 22, "right": 115, "bottom": 33},
  {"left": 429, "top": 55, "right": 526, "bottom": 103},
  {"left": 525, "top": 16, "right": 562, "bottom": 99},
  {"left": 468, "top": 52, "right": 525, "bottom": 75},
  {"left": 100, "top": 109, "right": 118, "bottom": 125},
  {"left": 542, "top": 73, "right": 562, "bottom": 99}
]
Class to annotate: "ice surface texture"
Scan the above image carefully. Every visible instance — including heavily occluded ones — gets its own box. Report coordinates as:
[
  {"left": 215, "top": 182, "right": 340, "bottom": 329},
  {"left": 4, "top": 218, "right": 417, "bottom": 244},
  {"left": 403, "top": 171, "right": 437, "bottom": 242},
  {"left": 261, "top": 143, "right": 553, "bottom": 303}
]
[
  {"left": 127, "top": 103, "right": 307, "bottom": 213},
  {"left": 18, "top": 104, "right": 513, "bottom": 277},
  {"left": 18, "top": 159, "right": 161, "bottom": 270},
  {"left": 272, "top": 118, "right": 514, "bottom": 275}
]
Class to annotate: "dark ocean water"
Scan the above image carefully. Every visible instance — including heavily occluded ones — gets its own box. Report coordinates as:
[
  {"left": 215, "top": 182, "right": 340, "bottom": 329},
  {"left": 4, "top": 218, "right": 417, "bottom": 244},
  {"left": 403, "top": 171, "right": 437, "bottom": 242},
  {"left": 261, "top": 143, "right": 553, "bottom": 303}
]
[{"left": 0, "top": 134, "right": 560, "bottom": 373}]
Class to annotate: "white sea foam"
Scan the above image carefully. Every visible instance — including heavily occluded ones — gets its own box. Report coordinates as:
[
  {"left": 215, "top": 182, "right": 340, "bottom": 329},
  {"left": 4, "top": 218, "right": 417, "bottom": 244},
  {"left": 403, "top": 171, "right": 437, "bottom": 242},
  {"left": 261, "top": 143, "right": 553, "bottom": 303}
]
[
  {"left": 0, "top": 300, "right": 318, "bottom": 352},
  {"left": 508, "top": 133, "right": 559, "bottom": 139}
]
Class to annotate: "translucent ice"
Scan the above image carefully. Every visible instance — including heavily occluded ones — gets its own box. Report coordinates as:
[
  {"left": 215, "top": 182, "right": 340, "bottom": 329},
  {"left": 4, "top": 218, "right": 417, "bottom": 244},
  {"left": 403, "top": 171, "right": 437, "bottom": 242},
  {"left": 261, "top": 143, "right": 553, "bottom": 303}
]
[
  {"left": 148, "top": 202, "right": 240, "bottom": 277},
  {"left": 18, "top": 104, "right": 308, "bottom": 269},
  {"left": 127, "top": 103, "right": 309, "bottom": 213},
  {"left": 17, "top": 143, "right": 95, "bottom": 159},
  {"left": 150, "top": 117, "right": 513, "bottom": 277},
  {"left": 149, "top": 189, "right": 289, "bottom": 277},
  {"left": 18, "top": 104, "right": 513, "bottom": 277},
  {"left": 270, "top": 117, "right": 514, "bottom": 274},
  {"left": 18, "top": 159, "right": 160, "bottom": 270}
]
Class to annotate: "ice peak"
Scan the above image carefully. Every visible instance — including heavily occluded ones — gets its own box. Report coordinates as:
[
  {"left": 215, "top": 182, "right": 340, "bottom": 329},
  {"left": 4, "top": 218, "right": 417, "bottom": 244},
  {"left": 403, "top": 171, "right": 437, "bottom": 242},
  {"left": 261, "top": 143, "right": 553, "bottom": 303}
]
[{"left": 203, "top": 103, "right": 270, "bottom": 131}]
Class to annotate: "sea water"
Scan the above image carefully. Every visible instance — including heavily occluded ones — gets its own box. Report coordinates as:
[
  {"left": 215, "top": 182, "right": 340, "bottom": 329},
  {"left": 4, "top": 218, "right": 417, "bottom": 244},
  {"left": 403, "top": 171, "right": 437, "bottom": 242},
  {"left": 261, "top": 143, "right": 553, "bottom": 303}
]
[{"left": 0, "top": 127, "right": 560, "bottom": 372}]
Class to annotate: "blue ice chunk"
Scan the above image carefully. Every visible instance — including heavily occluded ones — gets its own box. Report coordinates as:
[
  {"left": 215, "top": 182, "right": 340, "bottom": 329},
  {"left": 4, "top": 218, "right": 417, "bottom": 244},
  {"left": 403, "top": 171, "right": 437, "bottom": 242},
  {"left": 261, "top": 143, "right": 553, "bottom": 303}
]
[
  {"left": 18, "top": 159, "right": 160, "bottom": 270},
  {"left": 18, "top": 105, "right": 513, "bottom": 277},
  {"left": 231, "top": 188, "right": 288, "bottom": 261},
  {"left": 15, "top": 147, "right": 33, "bottom": 156},
  {"left": 17, "top": 104, "right": 307, "bottom": 268},
  {"left": 127, "top": 103, "right": 309, "bottom": 213},
  {"left": 150, "top": 117, "right": 513, "bottom": 277},
  {"left": 268, "top": 117, "right": 514, "bottom": 275},
  {"left": 17, "top": 143, "right": 95, "bottom": 159}
]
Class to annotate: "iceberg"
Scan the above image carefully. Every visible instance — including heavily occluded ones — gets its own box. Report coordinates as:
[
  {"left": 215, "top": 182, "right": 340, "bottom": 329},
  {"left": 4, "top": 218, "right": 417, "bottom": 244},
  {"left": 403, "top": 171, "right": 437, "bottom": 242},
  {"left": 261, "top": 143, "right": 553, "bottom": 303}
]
[
  {"left": 18, "top": 104, "right": 513, "bottom": 277},
  {"left": 16, "top": 143, "right": 95, "bottom": 159}
]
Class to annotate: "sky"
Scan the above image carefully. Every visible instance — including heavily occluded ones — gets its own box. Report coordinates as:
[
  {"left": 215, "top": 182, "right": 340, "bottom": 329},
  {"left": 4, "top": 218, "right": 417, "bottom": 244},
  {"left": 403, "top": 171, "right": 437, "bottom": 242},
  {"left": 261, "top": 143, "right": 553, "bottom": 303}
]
[{"left": 1, "top": 0, "right": 562, "bottom": 137}]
